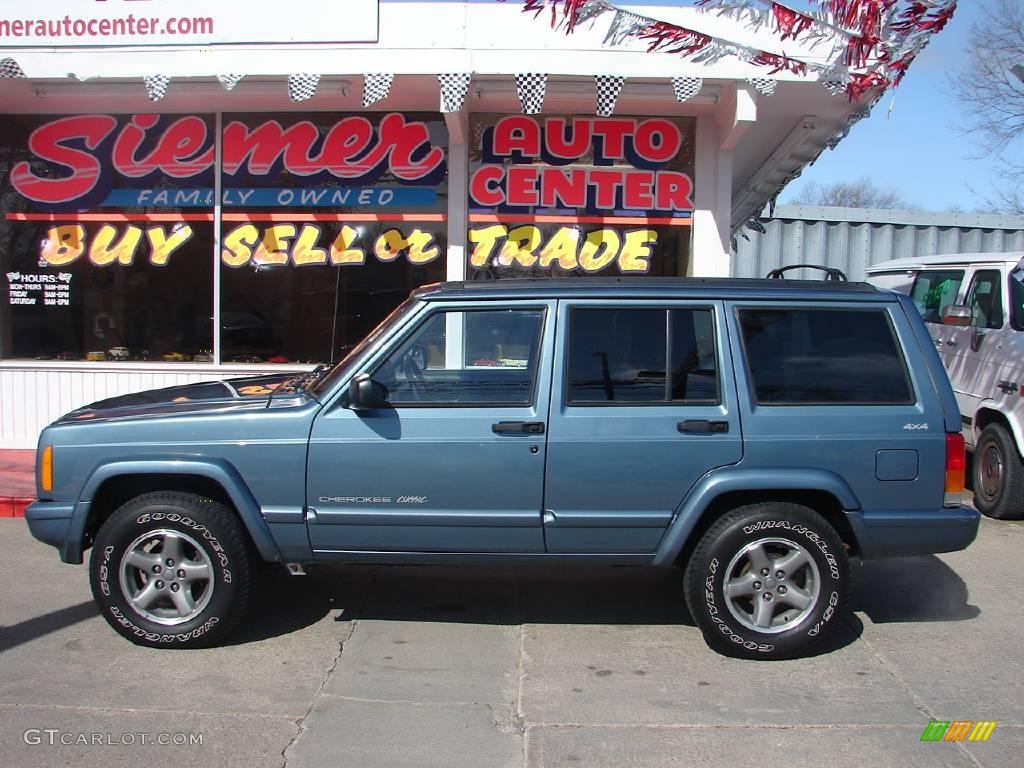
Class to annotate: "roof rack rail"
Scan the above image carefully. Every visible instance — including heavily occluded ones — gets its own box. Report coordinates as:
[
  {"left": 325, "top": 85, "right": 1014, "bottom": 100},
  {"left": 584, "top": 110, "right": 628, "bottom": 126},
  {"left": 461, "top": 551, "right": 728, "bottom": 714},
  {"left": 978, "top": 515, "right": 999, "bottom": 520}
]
[{"left": 766, "top": 264, "right": 849, "bottom": 282}]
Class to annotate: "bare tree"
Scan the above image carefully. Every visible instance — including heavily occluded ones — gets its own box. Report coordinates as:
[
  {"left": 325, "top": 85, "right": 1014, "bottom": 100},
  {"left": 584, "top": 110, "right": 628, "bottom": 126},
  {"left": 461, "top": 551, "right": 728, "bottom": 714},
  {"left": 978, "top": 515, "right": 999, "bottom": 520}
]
[
  {"left": 785, "top": 176, "right": 911, "bottom": 209},
  {"left": 950, "top": 0, "right": 1024, "bottom": 213}
]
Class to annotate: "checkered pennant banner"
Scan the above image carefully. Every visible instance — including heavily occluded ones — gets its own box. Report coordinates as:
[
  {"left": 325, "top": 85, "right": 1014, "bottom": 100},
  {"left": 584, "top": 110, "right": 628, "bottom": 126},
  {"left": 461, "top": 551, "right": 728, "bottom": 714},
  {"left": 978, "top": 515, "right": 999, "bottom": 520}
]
[
  {"left": 516, "top": 73, "right": 547, "bottom": 115},
  {"left": 217, "top": 74, "right": 244, "bottom": 92},
  {"left": 822, "top": 79, "right": 846, "bottom": 96},
  {"left": 438, "top": 73, "right": 471, "bottom": 113},
  {"left": 144, "top": 75, "right": 171, "bottom": 102},
  {"left": 595, "top": 75, "right": 625, "bottom": 117},
  {"left": 362, "top": 73, "right": 394, "bottom": 108},
  {"left": 747, "top": 77, "right": 777, "bottom": 96},
  {"left": 0, "top": 58, "right": 25, "bottom": 78},
  {"left": 671, "top": 77, "right": 703, "bottom": 103},
  {"left": 288, "top": 74, "right": 320, "bottom": 102}
]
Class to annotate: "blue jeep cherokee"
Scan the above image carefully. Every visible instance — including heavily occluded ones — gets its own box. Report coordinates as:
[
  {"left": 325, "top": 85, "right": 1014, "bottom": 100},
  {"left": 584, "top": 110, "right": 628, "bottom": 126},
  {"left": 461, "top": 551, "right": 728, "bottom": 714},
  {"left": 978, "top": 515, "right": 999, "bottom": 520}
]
[{"left": 25, "top": 278, "right": 979, "bottom": 659}]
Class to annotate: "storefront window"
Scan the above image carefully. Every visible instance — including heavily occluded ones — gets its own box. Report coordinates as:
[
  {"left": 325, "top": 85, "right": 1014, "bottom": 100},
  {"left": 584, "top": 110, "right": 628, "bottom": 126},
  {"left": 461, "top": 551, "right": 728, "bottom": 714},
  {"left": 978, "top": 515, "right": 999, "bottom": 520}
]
[
  {"left": 0, "top": 114, "right": 215, "bottom": 361},
  {"left": 0, "top": 111, "right": 449, "bottom": 365},
  {"left": 218, "top": 112, "right": 448, "bottom": 364},
  {"left": 467, "top": 114, "right": 695, "bottom": 279}
]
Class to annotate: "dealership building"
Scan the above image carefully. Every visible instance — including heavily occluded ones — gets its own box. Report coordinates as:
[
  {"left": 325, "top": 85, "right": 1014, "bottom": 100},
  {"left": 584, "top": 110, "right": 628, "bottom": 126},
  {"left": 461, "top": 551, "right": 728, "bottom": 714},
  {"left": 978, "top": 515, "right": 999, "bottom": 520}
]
[{"left": 0, "top": 0, "right": 951, "bottom": 446}]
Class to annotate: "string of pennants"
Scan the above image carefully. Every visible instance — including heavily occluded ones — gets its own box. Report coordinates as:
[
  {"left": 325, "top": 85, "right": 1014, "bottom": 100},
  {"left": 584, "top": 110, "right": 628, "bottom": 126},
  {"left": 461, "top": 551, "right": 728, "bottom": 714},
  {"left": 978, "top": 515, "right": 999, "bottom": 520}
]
[
  {"left": 513, "top": 0, "right": 958, "bottom": 100},
  {"left": 0, "top": 58, "right": 742, "bottom": 114},
  {"left": 0, "top": 2, "right": 956, "bottom": 107}
]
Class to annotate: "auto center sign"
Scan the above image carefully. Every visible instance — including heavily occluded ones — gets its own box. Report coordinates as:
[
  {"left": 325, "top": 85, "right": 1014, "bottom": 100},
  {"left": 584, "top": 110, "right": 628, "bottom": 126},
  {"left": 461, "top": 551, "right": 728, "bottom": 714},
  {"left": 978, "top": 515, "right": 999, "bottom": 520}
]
[
  {"left": 470, "top": 116, "right": 694, "bottom": 213},
  {"left": 0, "top": 0, "right": 379, "bottom": 47}
]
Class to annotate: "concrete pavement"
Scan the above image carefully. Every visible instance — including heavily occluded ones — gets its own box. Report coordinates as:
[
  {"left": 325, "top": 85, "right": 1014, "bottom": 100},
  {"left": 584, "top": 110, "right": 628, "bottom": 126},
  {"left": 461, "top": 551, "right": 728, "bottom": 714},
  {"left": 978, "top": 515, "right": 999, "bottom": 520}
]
[{"left": 1, "top": 516, "right": 1021, "bottom": 768}]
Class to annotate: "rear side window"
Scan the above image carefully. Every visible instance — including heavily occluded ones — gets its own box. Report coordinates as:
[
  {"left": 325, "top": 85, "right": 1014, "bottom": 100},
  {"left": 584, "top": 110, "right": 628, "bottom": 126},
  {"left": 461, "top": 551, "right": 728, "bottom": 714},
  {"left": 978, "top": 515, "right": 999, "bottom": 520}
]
[
  {"left": 909, "top": 270, "right": 964, "bottom": 323},
  {"left": 738, "top": 308, "right": 915, "bottom": 405},
  {"left": 568, "top": 308, "right": 719, "bottom": 404}
]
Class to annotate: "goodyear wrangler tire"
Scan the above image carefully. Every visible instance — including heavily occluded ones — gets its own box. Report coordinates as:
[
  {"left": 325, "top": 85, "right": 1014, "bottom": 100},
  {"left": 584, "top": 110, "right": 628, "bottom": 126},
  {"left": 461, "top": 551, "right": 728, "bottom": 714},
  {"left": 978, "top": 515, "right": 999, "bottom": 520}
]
[
  {"left": 683, "top": 503, "right": 850, "bottom": 660},
  {"left": 89, "top": 492, "right": 252, "bottom": 648}
]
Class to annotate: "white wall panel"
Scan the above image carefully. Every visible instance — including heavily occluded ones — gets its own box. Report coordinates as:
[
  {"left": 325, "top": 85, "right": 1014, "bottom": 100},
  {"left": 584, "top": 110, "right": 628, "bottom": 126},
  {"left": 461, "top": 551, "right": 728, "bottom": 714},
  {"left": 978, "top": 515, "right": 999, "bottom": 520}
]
[{"left": 0, "top": 364, "right": 310, "bottom": 448}]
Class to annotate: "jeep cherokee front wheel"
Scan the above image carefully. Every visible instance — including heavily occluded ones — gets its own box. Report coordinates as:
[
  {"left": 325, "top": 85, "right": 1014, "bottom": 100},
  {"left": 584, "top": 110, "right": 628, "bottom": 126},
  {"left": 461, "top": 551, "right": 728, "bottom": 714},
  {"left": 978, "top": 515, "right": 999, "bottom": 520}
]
[
  {"left": 683, "top": 503, "right": 850, "bottom": 660},
  {"left": 89, "top": 492, "right": 252, "bottom": 648}
]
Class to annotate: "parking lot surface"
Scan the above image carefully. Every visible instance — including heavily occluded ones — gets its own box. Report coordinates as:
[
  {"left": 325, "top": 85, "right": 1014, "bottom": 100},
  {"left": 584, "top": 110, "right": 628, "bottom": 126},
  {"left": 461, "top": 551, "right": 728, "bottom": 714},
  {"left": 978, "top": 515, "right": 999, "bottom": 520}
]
[{"left": 1, "top": 516, "right": 1021, "bottom": 768}]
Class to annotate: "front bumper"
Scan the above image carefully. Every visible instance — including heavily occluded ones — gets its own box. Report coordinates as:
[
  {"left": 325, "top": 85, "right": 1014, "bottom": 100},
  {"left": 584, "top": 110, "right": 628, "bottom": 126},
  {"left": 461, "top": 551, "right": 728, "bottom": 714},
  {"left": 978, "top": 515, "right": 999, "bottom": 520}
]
[
  {"left": 24, "top": 500, "right": 81, "bottom": 563},
  {"left": 858, "top": 506, "right": 980, "bottom": 559}
]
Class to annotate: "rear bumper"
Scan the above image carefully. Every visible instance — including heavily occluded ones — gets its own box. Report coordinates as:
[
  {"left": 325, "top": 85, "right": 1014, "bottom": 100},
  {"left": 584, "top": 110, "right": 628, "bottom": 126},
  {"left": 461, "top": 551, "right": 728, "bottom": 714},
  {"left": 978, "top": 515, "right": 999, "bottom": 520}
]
[
  {"left": 857, "top": 507, "right": 980, "bottom": 559},
  {"left": 24, "top": 500, "right": 81, "bottom": 564}
]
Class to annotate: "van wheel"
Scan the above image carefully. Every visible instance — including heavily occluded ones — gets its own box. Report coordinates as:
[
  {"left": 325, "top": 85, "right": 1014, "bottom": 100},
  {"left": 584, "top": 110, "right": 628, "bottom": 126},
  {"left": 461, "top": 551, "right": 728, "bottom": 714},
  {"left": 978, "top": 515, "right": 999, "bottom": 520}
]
[
  {"left": 89, "top": 492, "right": 252, "bottom": 648},
  {"left": 683, "top": 503, "right": 850, "bottom": 660},
  {"left": 973, "top": 424, "right": 1024, "bottom": 520}
]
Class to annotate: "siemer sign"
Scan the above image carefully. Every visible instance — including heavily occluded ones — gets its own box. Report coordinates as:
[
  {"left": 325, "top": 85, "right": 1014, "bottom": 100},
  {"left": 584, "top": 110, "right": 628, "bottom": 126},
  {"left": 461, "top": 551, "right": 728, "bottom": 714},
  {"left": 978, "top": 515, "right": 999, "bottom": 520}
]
[{"left": 0, "top": 0, "right": 379, "bottom": 47}]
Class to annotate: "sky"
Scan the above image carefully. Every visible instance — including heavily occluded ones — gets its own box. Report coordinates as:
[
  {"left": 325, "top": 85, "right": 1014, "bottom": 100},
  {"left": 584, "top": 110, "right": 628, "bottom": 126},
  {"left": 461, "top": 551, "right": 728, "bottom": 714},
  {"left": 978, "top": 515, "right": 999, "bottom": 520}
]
[{"left": 625, "top": 1, "right": 1001, "bottom": 212}]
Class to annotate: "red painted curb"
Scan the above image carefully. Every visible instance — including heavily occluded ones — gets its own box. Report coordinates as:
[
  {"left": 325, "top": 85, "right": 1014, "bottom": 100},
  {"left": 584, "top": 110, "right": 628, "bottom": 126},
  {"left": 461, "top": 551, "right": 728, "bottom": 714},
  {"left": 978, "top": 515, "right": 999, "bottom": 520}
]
[{"left": 0, "top": 498, "right": 32, "bottom": 518}]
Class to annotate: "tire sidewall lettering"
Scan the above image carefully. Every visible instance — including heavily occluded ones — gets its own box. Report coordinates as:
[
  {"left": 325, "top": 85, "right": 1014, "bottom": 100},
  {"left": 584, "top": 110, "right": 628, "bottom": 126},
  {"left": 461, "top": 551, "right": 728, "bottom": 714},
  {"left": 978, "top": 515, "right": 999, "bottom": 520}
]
[{"left": 94, "top": 509, "right": 234, "bottom": 643}]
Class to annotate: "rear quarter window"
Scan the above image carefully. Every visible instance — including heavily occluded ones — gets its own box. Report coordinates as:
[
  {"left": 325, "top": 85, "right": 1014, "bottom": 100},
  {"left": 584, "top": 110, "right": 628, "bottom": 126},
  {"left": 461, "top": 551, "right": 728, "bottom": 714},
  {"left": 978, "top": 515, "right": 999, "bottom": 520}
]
[{"left": 738, "top": 307, "right": 915, "bottom": 406}]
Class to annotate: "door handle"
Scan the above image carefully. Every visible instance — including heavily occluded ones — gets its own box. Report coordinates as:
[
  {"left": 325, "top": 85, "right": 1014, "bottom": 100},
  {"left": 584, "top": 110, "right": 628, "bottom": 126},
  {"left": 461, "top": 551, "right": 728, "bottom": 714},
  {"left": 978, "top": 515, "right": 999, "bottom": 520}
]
[
  {"left": 492, "top": 421, "right": 545, "bottom": 435},
  {"left": 945, "top": 339, "right": 958, "bottom": 346},
  {"left": 678, "top": 419, "right": 729, "bottom": 434}
]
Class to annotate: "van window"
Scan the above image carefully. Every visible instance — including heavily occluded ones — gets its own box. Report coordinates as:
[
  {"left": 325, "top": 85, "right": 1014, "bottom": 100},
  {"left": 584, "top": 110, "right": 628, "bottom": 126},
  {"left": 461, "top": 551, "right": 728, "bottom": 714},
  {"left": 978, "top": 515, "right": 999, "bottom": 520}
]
[
  {"left": 965, "top": 270, "right": 1005, "bottom": 329},
  {"left": 909, "top": 270, "right": 965, "bottom": 323},
  {"left": 567, "top": 308, "right": 719, "bottom": 404},
  {"left": 1012, "top": 268, "right": 1024, "bottom": 332},
  {"left": 738, "top": 308, "right": 915, "bottom": 405}
]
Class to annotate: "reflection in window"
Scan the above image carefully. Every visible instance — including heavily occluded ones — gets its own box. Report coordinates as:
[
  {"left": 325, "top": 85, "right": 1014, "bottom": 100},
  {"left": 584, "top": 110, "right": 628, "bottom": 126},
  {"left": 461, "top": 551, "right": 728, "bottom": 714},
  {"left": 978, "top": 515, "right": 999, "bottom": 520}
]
[
  {"left": 910, "top": 270, "right": 965, "bottom": 323},
  {"left": 1, "top": 220, "right": 213, "bottom": 361},
  {"left": 965, "top": 270, "right": 1005, "bottom": 329},
  {"left": 739, "top": 308, "right": 914, "bottom": 405},
  {"left": 1012, "top": 268, "right": 1024, "bottom": 332},
  {"left": 373, "top": 309, "right": 544, "bottom": 405},
  {"left": 568, "top": 308, "right": 718, "bottom": 404}
]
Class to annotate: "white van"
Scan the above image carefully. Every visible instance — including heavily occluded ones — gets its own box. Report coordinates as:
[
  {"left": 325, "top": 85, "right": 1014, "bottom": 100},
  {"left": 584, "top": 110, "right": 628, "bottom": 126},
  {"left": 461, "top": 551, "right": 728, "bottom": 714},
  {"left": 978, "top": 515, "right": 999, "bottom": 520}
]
[{"left": 866, "top": 253, "right": 1024, "bottom": 519}]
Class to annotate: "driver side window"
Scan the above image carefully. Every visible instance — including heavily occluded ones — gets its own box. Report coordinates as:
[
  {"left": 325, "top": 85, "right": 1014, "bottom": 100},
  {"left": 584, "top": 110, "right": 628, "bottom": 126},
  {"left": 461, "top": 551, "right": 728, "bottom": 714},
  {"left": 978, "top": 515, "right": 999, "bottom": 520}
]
[{"left": 371, "top": 308, "right": 545, "bottom": 406}]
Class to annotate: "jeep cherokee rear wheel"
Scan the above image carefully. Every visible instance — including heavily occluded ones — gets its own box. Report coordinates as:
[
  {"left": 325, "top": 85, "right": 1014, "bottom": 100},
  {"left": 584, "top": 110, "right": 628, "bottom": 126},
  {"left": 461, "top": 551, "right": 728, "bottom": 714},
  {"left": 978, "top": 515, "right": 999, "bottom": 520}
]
[
  {"left": 683, "top": 503, "right": 850, "bottom": 660},
  {"left": 973, "top": 423, "right": 1024, "bottom": 520},
  {"left": 89, "top": 492, "right": 252, "bottom": 648}
]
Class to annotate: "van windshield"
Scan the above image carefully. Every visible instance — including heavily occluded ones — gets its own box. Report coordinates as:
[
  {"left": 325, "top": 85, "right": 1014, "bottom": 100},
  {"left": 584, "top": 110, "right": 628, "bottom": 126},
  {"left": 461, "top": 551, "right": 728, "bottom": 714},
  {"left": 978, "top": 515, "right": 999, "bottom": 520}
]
[{"left": 311, "top": 297, "right": 418, "bottom": 396}]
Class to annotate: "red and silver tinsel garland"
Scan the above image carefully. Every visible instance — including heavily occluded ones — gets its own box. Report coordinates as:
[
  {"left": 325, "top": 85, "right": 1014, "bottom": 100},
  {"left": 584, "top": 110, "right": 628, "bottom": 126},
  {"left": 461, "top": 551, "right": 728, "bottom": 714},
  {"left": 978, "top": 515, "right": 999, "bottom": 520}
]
[{"left": 516, "top": 0, "right": 957, "bottom": 100}]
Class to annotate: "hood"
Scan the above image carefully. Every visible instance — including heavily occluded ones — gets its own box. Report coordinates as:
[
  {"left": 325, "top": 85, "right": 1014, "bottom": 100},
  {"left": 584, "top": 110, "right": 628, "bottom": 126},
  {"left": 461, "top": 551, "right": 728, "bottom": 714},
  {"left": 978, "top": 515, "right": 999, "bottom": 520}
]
[{"left": 56, "top": 374, "right": 298, "bottom": 424}]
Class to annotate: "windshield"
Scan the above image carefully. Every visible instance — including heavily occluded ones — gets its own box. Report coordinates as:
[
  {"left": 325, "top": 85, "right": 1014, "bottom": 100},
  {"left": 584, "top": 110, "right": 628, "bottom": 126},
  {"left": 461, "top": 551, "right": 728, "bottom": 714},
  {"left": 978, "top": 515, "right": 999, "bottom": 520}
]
[{"left": 310, "top": 297, "right": 419, "bottom": 396}]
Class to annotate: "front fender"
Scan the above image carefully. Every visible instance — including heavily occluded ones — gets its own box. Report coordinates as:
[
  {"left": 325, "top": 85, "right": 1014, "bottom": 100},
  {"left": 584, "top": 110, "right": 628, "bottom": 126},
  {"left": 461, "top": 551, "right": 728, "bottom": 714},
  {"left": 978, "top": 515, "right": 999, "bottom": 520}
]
[
  {"left": 62, "top": 457, "right": 284, "bottom": 565},
  {"left": 651, "top": 467, "right": 863, "bottom": 567}
]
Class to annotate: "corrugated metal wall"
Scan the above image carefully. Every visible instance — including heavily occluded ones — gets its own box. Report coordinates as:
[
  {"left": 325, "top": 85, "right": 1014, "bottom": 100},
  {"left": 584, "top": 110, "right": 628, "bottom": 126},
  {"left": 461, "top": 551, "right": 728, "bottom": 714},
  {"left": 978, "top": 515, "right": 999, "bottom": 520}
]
[{"left": 732, "top": 206, "right": 1024, "bottom": 280}]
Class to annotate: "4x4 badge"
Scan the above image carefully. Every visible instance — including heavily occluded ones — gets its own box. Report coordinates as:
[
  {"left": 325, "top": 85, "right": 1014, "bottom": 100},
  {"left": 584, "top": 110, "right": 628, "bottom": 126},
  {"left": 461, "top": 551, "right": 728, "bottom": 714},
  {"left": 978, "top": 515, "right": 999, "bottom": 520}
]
[{"left": 903, "top": 423, "right": 930, "bottom": 431}]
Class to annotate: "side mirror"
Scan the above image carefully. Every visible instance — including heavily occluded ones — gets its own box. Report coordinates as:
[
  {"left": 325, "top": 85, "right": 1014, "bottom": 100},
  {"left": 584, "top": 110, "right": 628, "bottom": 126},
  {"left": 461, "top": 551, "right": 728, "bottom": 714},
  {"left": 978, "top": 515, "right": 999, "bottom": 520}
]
[
  {"left": 348, "top": 373, "right": 388, "bottom": 411},
  {"left": 942, "top": 304, "right": 973, "bottom": 327}
]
